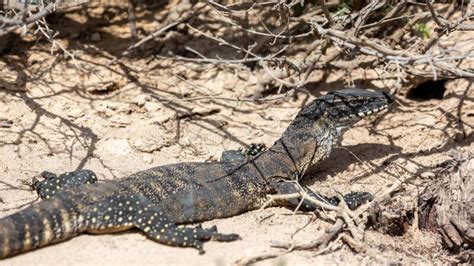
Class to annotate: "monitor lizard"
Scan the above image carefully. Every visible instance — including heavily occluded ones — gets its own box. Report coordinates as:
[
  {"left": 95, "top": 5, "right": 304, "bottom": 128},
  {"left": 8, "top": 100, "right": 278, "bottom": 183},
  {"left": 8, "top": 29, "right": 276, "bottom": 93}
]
[{"left": 0, "top": 88, "right": 393, "bottom": 258}]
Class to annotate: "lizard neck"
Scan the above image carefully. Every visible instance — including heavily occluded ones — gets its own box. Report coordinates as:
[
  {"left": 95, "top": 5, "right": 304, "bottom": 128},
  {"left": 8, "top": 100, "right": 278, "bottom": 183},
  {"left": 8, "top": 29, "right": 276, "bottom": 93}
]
[{"left": 252, "top": 117, "right": 343, "bottom": 180}]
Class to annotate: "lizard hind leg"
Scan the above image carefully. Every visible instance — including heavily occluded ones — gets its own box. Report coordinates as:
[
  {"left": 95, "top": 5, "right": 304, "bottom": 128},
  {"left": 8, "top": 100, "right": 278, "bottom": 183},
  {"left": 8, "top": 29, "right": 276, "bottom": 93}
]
[
  {"left": 84, "top": 194, "right": 240, "bottom": 254},
  {"left": 33, "top": 170, "right": 98, "bottom": 199}
]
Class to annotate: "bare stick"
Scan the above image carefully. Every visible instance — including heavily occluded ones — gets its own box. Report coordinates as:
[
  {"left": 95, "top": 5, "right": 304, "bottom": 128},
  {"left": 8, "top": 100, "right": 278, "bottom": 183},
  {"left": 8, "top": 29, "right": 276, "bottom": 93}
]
[
  {"left": 0, "top": 0, "right": 64, "bottom": 26},
  {"left": 123, "top": 4, "right": 206, "bottom": 55},
  {"left": 127, "top": 0, "right": 138, "bottom": 43},
  {"left": 318, "top": 0, "right": 333, "bottom": 24}
]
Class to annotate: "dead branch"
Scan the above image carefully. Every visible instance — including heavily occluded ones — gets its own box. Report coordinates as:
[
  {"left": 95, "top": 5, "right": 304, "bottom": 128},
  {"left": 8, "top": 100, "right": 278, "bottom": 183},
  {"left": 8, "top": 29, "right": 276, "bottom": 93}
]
[
  {"left": 237, "top": 167, "right": 414, "bottom": 265},
  {"left": 123, "top": 3, "right": 207, "bottom": 55},
  {"left": 0, "top": 0, "right": 64, "bottom": 25}
]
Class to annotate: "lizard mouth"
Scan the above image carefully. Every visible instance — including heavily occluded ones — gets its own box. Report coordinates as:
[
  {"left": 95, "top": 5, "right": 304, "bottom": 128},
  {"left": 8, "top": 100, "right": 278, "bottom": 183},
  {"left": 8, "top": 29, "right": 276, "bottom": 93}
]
[
  {"left": 334, "top": 89, "right": 394, "bottom": 122},
  {"left": 337, "top": 101, "right": 391, "bottom": 124},
  {"left": 324, "top": 88, "right": 394, "bottom": 124},
  {"left": 351, "top": 103, "right": 389, "bottom": 118}
]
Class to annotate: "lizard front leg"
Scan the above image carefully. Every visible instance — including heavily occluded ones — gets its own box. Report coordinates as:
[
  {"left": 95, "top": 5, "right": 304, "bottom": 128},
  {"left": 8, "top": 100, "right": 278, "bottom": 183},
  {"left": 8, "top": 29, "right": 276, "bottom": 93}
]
[
  {"left": 84, "top": 194, "right": 240, "bottom": 254},
  {"left": 271, "top": 180, "right": 373, "bottom": 211}
]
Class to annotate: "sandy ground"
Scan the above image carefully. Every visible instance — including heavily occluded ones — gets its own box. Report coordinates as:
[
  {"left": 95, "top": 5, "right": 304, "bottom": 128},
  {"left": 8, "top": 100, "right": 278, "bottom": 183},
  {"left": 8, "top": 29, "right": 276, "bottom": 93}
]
[{"left": 1, "top": 4, "right": 473, "bottom": 265}]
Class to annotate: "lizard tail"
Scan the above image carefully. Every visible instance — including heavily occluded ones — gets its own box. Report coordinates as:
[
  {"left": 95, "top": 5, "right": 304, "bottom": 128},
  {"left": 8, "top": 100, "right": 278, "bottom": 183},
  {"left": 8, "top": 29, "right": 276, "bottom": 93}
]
[{"left": 0, "top": 193, "right": 84, "bottom": 259}]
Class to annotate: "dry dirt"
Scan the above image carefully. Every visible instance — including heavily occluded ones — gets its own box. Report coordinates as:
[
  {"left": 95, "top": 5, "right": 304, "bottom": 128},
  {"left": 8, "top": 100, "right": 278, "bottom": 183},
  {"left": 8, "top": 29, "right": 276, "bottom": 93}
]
[{"left": 0, "top": 3, "right": 473, "bottom": 265}]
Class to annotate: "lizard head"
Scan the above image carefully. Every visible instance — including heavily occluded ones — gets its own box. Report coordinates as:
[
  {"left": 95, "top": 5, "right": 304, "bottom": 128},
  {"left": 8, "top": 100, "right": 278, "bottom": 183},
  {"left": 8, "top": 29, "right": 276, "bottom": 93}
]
[
  {"left": 281, "top": 88, "right": 393, "bottom": 146},
  {"left": 320, "top": 88, "right": 393, "bottom": 128},
  {"left": 269, "top": 88, "right": 393, "bottom": 171}
]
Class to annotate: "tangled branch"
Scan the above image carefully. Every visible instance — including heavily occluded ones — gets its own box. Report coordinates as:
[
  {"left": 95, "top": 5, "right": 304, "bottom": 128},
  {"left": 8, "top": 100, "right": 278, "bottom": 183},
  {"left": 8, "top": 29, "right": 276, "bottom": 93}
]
[
  {"left": 0, "top": 0, "right": 65, "bottom": 35},
  {"left": 120, "top": 0, "right": 474, "bottom": 98}
]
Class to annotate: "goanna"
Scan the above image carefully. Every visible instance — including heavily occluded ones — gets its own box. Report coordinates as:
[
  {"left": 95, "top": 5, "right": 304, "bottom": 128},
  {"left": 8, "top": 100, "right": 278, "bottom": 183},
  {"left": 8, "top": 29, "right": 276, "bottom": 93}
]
[{"left": 0, "top": 88, "right": 393, "bottom": 258}]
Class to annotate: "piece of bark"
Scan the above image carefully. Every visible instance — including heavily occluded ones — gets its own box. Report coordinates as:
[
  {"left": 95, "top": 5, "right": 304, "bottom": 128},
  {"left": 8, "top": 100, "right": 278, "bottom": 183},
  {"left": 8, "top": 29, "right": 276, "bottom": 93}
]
[{"left": 419, "top": 151, "right": 474, "bottom": 254}]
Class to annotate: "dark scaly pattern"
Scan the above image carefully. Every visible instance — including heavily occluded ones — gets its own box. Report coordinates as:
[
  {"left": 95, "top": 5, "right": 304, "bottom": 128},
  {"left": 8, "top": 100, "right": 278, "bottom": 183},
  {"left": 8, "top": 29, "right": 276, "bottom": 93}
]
[{"left": 0, "top": 88, "right": 393, "bottom": 258}]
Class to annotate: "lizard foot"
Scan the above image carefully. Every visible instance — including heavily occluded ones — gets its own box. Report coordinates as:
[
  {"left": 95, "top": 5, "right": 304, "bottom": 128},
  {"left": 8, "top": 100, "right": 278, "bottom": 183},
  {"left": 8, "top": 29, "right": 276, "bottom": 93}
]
[
  {"left": 33, "top": 170, "right": 98, "bottom": 199},
  {"left": 182, "top": 224, "right": 240, "bottom": 254}
]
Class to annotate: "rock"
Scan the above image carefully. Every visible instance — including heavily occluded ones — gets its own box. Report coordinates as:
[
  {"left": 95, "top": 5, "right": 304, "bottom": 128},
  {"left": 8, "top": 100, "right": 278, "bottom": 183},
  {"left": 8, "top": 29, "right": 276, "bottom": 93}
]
[
  {"left": 190, "top": 106, "right": 220, "bottom": 116},
  {"left": 142, "top": 155, "right": 154, "bottom": 164},
  {"left": 420, "top": 171, "right": 435, "bottom": 179},
  {"left": 0, "top": 119, "right": 13, "bottom": 128},
  {"left": 90, "top": 33, "right": 101, "bottom": 42},
  {"left": 67, "top": 108, "right": 85, "bottom": 119},
  {"left": 150, "top": 110, "right": 176, "bottom": 124},
  {"left": 0, "top": 62, "right": 26, "bottom": 92},
  {"left": 85, "top": 81, "right": 119, "bottom": 94},
  {"left": 109, "top": 115, "right": 131, "bottom": 127},
  {"left": 131, "top": 138, "right": 167, "bottom": 153},
  {"left": 99, "top": 138, "right": 132, "bottom": 156},
  {"left": 70, "top": 32, "right": 80, "bottom": 39},
  {"left": 105, "top": 102, "right": 120, "bottom": 111},
  {"left": 51, "top": 117, "right": 62, "bottom": 127},
  {"left": 144, "top": 101, "right": 162, "bottom": 113},
  {"left": 135, "top": 95, "right": 151, "bottom": 107}
]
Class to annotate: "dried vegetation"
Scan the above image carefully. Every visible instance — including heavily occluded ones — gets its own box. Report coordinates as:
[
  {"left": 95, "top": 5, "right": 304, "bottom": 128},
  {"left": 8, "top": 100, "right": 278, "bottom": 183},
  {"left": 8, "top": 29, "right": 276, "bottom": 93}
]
[{"left": 0, "top": 0, "right": 473, "bottom": 264}]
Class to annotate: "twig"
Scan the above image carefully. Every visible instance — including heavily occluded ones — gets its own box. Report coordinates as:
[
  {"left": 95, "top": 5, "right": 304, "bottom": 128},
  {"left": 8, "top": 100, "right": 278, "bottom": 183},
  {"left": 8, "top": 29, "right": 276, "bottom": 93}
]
[
  {"left": 317, "top": 0, "right": 333, "bottom": 24},
  {"left": 127, "top": 0, "right": 138, "bottom": 43},
  {"left": 426, "top": 0, "right": 449, "bottom": 29},
  {"left": 0, "top": 0, "right": 64, "bottom": 26},
  {"left": 312, "top": 23, "right": 474, "bottom": 78},
  {"left": 266, "top": 169, "right": 412, "bottom": 253},
  {"left": 123, "top": 4, "right": 206, "bottom": 55}
]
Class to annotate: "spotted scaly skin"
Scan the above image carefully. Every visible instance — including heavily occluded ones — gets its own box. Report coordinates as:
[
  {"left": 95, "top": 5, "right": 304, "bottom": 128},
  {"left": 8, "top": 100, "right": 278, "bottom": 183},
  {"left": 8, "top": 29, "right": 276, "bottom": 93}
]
[{"left": 0, "top": 88, "right": 393, "bottom": 258}]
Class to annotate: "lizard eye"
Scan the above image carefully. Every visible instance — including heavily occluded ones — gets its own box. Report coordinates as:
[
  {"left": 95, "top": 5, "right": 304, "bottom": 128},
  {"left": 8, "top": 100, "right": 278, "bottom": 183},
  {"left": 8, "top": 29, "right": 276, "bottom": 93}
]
[{"left": 346, "top": 98, "right": 360, "bottom": 108}]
